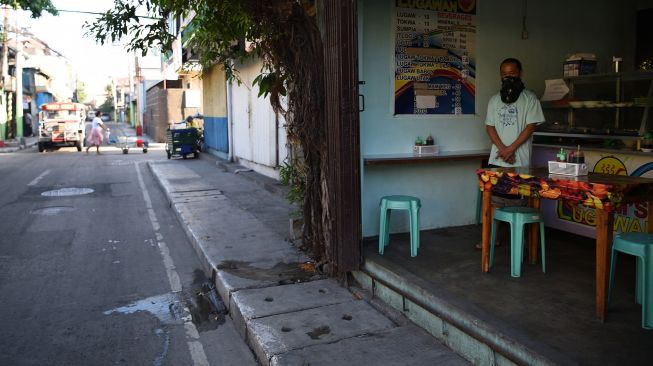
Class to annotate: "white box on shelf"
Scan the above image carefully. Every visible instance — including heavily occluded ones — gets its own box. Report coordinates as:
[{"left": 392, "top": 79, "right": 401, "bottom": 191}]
[
  {"left": 548, "top": 161, "right": 588, "bottom": 176},
  {"left": 413, "top": 145, "right": 439, "bottom": 155}
]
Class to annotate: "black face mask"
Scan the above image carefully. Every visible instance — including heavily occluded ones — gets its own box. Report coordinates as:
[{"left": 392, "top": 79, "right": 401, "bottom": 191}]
[{"left": 500, "top": 76, "right": 525, "bottom": 104}]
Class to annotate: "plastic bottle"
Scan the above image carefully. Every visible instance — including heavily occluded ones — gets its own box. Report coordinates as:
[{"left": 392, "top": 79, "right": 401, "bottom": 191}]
[
  {"left": 575, "top": 145, "right": 585, "bottom": 163},
  {"left": 425, "top": 134, "right": 434, "bottom": 146},
  {"left": 556, "top": 148, "right": 567, "bottom": 162}
]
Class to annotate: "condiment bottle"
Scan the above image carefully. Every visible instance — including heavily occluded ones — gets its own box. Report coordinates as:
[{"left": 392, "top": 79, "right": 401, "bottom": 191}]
[
  {"left": 425, "top": 134, "right": 434, "bottom": 146},
  {"left": 575, "top": 145, "right": 584, "bottom": 163},
  {"left": 556, "top": 148, "right": 567, "bottom": 162},
  {"left": 415, "top": 136, "right": 423, "bottom": 146}
]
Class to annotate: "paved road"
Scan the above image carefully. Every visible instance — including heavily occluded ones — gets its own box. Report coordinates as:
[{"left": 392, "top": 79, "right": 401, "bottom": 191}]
[{"left": 0, "top": 127, "right": 256, "bottom": 366}]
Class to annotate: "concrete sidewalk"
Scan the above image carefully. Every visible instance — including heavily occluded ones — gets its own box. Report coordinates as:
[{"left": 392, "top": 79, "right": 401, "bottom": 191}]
[
  {"left": 0, "top": 136, "right": 38, "bottom": 153},
  {"left": 147, "top": 154, "right": 469, "bottom": 365}
]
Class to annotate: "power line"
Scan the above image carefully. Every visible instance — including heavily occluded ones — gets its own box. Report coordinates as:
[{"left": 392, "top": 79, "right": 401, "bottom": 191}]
[{"left": 56, "top": 9, "right": 161, "bottom": 20}]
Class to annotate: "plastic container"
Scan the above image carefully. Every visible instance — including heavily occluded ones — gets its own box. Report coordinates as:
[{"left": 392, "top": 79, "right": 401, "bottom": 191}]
[
  {"left": 548, "top": 161, "right": 588, "bottom": 176},
  {"left": 413, "top": 145, "right": 438, "bottom": 155}
]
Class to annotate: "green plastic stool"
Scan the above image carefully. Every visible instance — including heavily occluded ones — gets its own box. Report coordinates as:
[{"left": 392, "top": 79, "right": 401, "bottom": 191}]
[
  {"left": 489, "top": 206, "right": 546, "bottom": 277},
  {"left": 608, "top": 233, "right": 653, "bottom": 329},
  {"left": 378, "top": 195, "right": 421, "bottom": 257}
]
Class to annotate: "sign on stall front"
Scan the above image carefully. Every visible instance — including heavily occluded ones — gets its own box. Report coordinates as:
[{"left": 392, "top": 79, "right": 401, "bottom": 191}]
[{"left": 553, "top": 152, "right": 652, "bottom": 235}]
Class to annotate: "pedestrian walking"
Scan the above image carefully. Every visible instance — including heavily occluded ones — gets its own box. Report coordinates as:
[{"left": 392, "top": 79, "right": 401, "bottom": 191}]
[{"left": 86, "top": 111, "right": 109, "bottom": 154}]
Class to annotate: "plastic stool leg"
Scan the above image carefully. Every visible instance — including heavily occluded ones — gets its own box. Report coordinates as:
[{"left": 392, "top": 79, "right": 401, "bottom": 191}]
[
  {"left": 378, "top": 207, "right": 385, "bottom": 254},
  {"left": 608, "top": 249, "right": 618, "bottom": 305},
  {"left": 409, "top": 206, "right": 419, "bottom": 257},
  {"left": 636, "top": 256, "right": 643, "bottom": 305},
  {"left": 384, "top": 210, "right": 392, "bottom": 249},
  {"left": 412, "top": 202, "right": 421, "bottom": 250},
  {"left": 539, "top": 221, "right": 546, "bottom": 273},
  {"left": 511, "top": 222, "right": 524, "bottom": 278},
  {"left": 416, "top": 206, "right": 420, "bottom": 250},
  {"left": 643, "top": 255, "right": 653, "bottom": 329},
  {"left": 378, "top": 206, "right": 389, "bottom": 255}
]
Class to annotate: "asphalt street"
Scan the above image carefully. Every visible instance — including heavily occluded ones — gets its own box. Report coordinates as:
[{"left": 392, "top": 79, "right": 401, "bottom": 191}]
[{"left": 0, "top": 125, "right": 256, "bottom": 366}]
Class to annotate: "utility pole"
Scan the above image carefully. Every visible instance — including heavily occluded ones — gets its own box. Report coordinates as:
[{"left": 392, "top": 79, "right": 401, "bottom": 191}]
[
  {"left": 135, "top": 54, "right": 142, "bottom": 136},
  {"left": 0, "top": 6, "right": 8, "bottom": 143},
  {"left": 111, "top": 77, "right": 117, "bottom": 122},
  {"left": 127, "top": 58, "right": 133, "bottom": 126},
  {"left": 14, "top": 22, "right": 23, "bottom": 138}
]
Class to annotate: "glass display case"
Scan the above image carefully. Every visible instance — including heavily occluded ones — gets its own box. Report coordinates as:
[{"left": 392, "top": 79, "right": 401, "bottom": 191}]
[{"left": 535, "top": 71, "right": 653, "bottom": 149}]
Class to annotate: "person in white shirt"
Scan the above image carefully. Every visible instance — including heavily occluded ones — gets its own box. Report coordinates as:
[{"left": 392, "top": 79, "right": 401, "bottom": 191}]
[
  {"left": 86, "top": 111, "right": 109, "bottom": 154},
  {"left": 485, "top": 58, "right": 545, "bottom": 167},
  {"left": 475, "top": 58, "right": 545, "bottom": 250}
]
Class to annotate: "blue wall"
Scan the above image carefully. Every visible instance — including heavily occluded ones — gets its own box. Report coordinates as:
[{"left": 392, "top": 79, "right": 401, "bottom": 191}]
[
  {"left": 204, "top": 116, "right": 228, "bottom": 153},
  {"left": 36, "top": 92, "right": 54, "bottom": 110}
]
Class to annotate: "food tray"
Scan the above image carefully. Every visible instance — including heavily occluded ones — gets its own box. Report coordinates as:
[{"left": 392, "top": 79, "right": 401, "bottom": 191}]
[
  {"left": 548, "top": 161, "right": 588, "bottom": 176},
  {"left": 413, "top": 145, "right": 438, "bottom": 155}
]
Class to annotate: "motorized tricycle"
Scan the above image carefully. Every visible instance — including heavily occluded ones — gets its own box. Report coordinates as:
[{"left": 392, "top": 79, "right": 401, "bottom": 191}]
[{"left": 165, "top": 114, "right": 204, "bottom": 159}]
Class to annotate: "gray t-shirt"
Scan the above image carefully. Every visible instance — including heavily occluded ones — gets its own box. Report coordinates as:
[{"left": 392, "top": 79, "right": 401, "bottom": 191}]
[{"left": 485, "top": 89, "right": 545, "bottom": 167}]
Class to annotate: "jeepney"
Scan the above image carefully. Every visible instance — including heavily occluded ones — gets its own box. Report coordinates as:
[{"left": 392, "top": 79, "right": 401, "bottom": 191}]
[{"left": 38, "top": 102, "right": 87, "bottom": 152}]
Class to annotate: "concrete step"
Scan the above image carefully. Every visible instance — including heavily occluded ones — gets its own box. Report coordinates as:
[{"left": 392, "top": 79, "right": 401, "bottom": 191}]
[
  {"left": 352, "top": 259, "right": 569, "bottom": 366},
  {"left": 230, "top": 279, "right": 468, "bottom": 366}
]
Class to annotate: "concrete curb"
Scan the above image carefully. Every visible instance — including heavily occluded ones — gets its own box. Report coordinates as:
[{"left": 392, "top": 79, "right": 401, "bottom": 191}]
[
  {"left": 146, "top": 161, "right": 219, "bottom": 277},
  {"left": 0, "top": 139, "right": 37, "bottom": 153},
  {"left": 146, "top": 160, "right": 470, "bottom": 366}
]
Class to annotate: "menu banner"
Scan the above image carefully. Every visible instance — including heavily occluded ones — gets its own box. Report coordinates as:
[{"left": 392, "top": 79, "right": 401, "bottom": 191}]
[{"left": 394, "top": 0, "right": 477, "bottom": 115}]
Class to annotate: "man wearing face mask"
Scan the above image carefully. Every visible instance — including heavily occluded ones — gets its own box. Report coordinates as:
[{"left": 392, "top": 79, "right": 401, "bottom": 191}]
[
  {"left": 485, "top": 58, "right": 545, "bottom": 167},
  {"left": 475, "top": 58, "right": 545, "bottom": 250}
]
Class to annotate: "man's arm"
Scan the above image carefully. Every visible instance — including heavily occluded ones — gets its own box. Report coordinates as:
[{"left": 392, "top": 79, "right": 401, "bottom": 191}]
[
  {"left": 486, "top": 125, "right": 509, "bottom": 162},
  {"left": 504, "top": 124, "right": 537, "bottom": 163},
  {"left": 486, "top": 124, "right": 537, "bottom": 164},
  {"left": 486, "top": 125, "right": 505, "bottom": 149}
]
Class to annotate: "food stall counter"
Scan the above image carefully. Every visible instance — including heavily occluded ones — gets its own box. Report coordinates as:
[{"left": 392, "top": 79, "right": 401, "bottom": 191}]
[{"left": 364, "top": 149, "right": 490, "bottom": 166}]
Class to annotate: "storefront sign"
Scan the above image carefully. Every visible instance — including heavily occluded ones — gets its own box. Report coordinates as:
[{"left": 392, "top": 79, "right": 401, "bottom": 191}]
[
  {"left": 554, "top": 152, "right": 652, "bottom": 235},
  {"left": 394, "top": 0, "right": 476, "bottom": 115}
]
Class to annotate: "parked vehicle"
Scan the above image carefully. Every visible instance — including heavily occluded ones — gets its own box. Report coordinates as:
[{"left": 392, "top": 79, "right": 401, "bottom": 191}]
[
  {"left": 38, "top": 102, "right": 87, "bottom": 152},
  {"left": 165, "top": 127, "right": 202, "bottom": 159},
  {"left": 165, "top": 115, "right": 204, "bottom": 159}
]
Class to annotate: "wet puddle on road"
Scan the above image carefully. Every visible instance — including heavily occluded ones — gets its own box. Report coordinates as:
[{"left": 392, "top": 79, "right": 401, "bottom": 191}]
[
  {"left": 103, "top": 293, "right": 185, "bottom": 324},
  {"left": 41, "top": 187, "right": 94, "bottom": 197},
  {"left": 31, "top": 206, "right": 75, "bottom": 215},
  {"left": 103, "top": 276, "right": 227, "bottom": 332}
]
